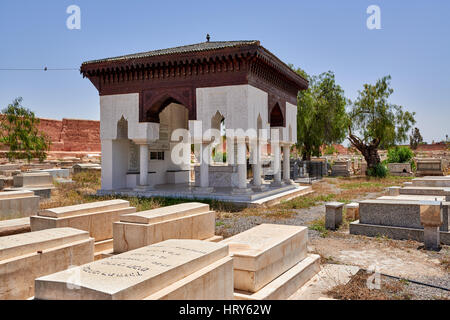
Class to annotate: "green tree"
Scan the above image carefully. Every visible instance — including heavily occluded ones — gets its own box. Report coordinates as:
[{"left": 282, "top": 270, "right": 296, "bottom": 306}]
[
  {"left": 294, "top": 68, "right": 348, "bottom": 160},
  {"left": 0, "top": 97, "right": 51, "bottom": 162},
  {"left": 347, "top": 76, "right": 415, "bottom": 174},
  {"left": 409, "top": 127, "right": 423, "bottom": 150}
]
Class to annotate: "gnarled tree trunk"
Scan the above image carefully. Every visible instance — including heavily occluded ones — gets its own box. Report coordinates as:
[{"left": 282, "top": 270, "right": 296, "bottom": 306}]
[{"left": 347, "top": 134, "right": 381, "bottom": 174}]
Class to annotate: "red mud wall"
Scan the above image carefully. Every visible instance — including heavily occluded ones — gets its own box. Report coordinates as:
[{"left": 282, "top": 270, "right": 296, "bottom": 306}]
[{"left": 38, "top": 118, "right": 100, "bottom": 152}]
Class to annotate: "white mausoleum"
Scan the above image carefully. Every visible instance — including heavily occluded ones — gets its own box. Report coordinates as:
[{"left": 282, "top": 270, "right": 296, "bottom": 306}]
[{"left": 81, "top": 40, "right": 310, "bottom": 205}]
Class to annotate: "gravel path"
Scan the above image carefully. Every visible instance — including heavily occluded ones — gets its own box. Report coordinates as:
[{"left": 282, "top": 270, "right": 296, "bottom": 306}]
[{"left": 216, "top": 204, "right": 326, "bottom": 239}]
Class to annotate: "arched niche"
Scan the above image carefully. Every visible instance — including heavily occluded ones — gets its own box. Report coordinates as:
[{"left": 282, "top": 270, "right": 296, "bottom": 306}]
[{"left": 269, "top": 103, "right": 284, "bottom": 127}]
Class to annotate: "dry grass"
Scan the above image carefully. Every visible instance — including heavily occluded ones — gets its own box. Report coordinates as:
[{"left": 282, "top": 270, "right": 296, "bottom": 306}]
[
  {"left": 327, "top": 270, "right": 413, "bottom": 300},
  {"left": 42, "top": 171, "right": 414, "bottom": 220}
]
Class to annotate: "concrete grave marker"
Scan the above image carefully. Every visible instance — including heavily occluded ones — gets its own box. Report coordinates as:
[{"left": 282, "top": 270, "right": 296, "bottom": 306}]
[
  {"left": 113, "top": 202, "right": 219, "bottom": 253},
  {"left": 222, "top": 224, "right": 320, "bottom": 300},
  {"left": 0, "top": 228, "right": 94, "bottom": 300},
  {"left": 35, "top": 239, "right": 233, "bottom": 300}
]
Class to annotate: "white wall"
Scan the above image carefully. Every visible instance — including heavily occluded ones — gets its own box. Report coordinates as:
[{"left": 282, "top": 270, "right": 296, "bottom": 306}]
[
  {"left": 100, "top": 93, "right": 159, "bottom": 143},
  {"left": 285, "top": 102, "right": 298, "bottom": 144}
]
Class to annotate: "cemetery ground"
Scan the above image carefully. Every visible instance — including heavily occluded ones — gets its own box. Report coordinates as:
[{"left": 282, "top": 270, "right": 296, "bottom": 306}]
[{"left": 37, "top": 171, "right": 449, "bottom": 300}]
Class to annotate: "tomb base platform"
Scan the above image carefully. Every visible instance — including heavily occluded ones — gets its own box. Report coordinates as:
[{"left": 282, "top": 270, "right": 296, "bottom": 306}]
[
  {"left": 97, "top": 183, "right": 313, "bottom": 208},
  {"left": 234, "top": 254, "right": 320, "bottom": 300},
  {"left": 350, "top": 221, "right": 450, "bottom": 245}
]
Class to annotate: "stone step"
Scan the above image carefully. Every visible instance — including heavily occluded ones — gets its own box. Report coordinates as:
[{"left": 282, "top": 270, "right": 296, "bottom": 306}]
[
  {"left": 120, "top": 202, "right": 209, "bottom": 224},
  {"left": 234, "top": 254, "right": 320, "bottom": 300}
]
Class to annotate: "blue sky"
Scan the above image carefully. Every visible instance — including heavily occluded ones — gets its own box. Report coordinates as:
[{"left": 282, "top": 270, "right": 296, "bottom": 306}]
[{"left": 0, "top": 0, "right": 449, "bottom": 143}]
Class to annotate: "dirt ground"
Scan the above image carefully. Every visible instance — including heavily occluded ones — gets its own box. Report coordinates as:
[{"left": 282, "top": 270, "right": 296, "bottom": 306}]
[
  {"left": 47, "top": 172, "right": 450, "bottom": 299},
  {"left": 214, "top": 177, "right": 450, "bottom": 299}
]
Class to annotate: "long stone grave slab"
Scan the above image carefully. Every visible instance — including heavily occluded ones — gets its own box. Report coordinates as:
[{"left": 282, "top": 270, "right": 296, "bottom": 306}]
[
  {"left": 411, "top": 176, "right": 450, "bottom": 188},
  {"left": 399, "top": 186, "right": 450, "bottom": 196},
  {"left": 5, "top": 172, "right": 55, "bottom": 198},
  {"left": 0, "top": 228, "right": 94, "bottom": 300},
  {"left": 221, "top": 224, "right": 320, "bottom": 299},
  {"left": 350, "top": 199, "right": 450, "bottom": 244},
  {"left": 34, "top": 239, "right": 233, "bottom": 300},
  {"left": 0, "top": 217, "right": 31, "bottom": 236},
  {"left": 0, "top": 190, "right": 40, "bottom": 220},
  {"left": 30, "top": 200, "right": 136, "bottom": 255},
  {"left": 113, "top": 202, "right": 218, "bottom": 253}
]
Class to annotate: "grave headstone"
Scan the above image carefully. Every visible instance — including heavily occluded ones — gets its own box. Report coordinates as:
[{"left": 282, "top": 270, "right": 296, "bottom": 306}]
[
  {"left": 34, "top": 239, "right": 233, "bottom": 300},
  {"left": 113, "top": 202, "right": 220, "bottom": 253},
  {"left": 0, "top": 190, "right": 40, "bottom": 220},
  {"left": 0, "top": 228, "right": 94, "bottom": 299},
  {"left": 30, "top": 200, "right": 136, "bottom": 257}
]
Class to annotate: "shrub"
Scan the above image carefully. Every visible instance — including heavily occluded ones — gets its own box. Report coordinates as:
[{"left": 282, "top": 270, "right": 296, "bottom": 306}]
[
  {"left": 367, "top": 163, "right": 388, "bottom": 178},
  {"left": 324, "top": 145, "right": 338, "bottom": 155},
  {"left": 386, "top": 146, "right": 414, "bottom": 164}
]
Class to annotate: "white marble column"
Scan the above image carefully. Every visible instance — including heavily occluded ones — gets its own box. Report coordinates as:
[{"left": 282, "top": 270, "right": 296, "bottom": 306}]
[
  {"left": 272, "top": 143, "right": 282, "bottom": 186},
  {"left": 196, "top": 141, "right": 213, "bottom": 192},
  {"left": 232, "top": 138, "right": 251, "bottom": 193},
  {"left": 283, "top": 144, "right": 292, "bottom": 184},
  {"left": 200, "top": 142, "right": 209, "bottom": 188},
  {"left": 237, "top": 139, "right": 247, "bottom": 189},
  {"left": 252, "top": 142, "right": 261, "bottom": 187},
  {"left": 251, "top": 139, "right": 266, "bottom": 191},
  {"left": 139, "top": 144, "right": 148, "bottom": 186},
  {"left": 135, "top": 143, "right": 152, "bottom": 190}
]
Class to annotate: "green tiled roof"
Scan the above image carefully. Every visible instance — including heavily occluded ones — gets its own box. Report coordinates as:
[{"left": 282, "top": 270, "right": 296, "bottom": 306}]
[{"left": 82, "top": 40, "right": 260, "bottom": 65}]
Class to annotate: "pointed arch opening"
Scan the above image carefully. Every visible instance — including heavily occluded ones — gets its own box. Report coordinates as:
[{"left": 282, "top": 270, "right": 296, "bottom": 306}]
[{"left": 269, "top": 103, "right": 284, "bottom": 127}]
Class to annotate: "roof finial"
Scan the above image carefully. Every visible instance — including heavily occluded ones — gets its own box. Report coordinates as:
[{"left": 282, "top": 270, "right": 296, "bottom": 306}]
[{"left": 206, "top": 34, "right": 210, "bottom": 42}]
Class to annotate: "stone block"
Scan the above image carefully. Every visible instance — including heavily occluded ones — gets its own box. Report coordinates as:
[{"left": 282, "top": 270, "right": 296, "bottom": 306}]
[
  {"left": 388, "top": 186, "right": 401, "bottom": 196},
  {"left": 419, "top": 201, "right": 443, "bottom": 227},
  {"left": 345, "top": 202, "right": 359, "bottom": 220},
  {"left": 221, "top": 224, "right": 308, "bottom": 293},
  {"left": 423, "top": 226, "right": 440, "bottom": 251},
  {"left": 411, "top": 177, "right": 450, "bottom": 188},
  {"left": 0, "top": 228, "right": 94, "bottom": 300},
  {"left": 325, "top": 202, "right": 344, "bottom": 230},
  {"left": 416, "top": 159, "right": 444, "bottom": 176},
  {"left": 113, "top": 202, "right": 215, "bottom": 253},
  {"left": 166, "top": 170, "right": 190, "bottom": 184},
  {"left": 388, "top": 163, "right": 412, "bottom": 176},
  {"left": 350, "top": 221, "right": 450, "bottom": 245},
  {"left": 30, "top": 200, "right": 136, "bottom": 242},
  {"left": 30, "top": 168, "right": 70, "bottom": 179},
  {"left": 0, "top": 190, "right": 40, "bottom": 220},
  {"left": 234, "top": 255, "right": 320, "bottom": 300},
  {"left": 13, "top": 172, "right": 53, "bottom": 188},
  {"left": 34, "top": 239, "right": 233, "bottom": 300},
  {"left": 72, "top": 163, "right": 101, "bottom": 174}
]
